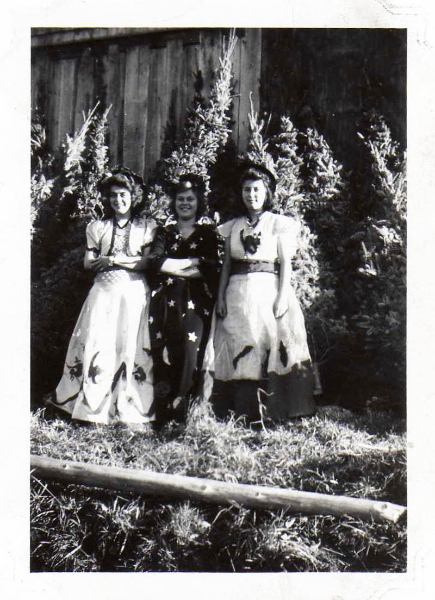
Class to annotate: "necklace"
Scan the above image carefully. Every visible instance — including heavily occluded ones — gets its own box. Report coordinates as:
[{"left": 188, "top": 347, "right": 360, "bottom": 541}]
[
  {"left": 246, "top": 211, "right": 264, "bottom": 229},
  {"left": 114, "top": 217, "right": 131, "bottom": 230},
  {"left": 177, "top": 222, "right": 196, "bottom": 239}
]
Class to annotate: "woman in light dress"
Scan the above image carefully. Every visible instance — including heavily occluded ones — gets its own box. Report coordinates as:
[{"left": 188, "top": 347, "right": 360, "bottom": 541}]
[
  {"left": 48, "top": 168, "right": 157, "bottom": 424},
  {"left": 209, "top": 161, "right": 317, "bottom": 423}
]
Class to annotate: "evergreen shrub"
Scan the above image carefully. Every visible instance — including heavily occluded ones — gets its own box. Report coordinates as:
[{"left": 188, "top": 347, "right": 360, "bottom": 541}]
[
  {"left": 340, "top": 111, "right": 406, "bottom": 410},
  {"left": 31, "top": 106, "right": 111, "bottom": 401},
  {"left": 31, "top": 47, "right": 405, "bottom": 412}
]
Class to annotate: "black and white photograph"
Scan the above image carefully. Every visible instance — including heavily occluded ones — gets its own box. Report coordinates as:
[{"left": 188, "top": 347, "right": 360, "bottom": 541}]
[{"left": 2, "top": 1, "right": 435, "bottom": 598}]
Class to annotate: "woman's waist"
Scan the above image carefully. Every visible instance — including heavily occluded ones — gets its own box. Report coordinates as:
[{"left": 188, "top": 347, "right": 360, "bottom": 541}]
[
  {"left": 94, "top": 269, "right": 146, "bottom": 285},
  {"left": 230, "top": 259, "right": 280, "bottom": 276},
  {"left": 152, "top": 274, "right": 214, "bottom": 294}
]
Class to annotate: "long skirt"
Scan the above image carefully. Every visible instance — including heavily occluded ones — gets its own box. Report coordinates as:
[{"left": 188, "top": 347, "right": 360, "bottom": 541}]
[
  {"left": 51, "top": 270, "right": 154, "bottom": 424},
  {"left": 149, "top": 276, "right": 215, "bottom": 422},
  {"left": 205, "top": 272, "right": 316, "bottom": 422}
]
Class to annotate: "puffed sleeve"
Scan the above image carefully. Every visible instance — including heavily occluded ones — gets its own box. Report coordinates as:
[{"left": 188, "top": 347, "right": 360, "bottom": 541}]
[
  {"left": 85, "top": 220, "right": 103, "bottom": 254},
  {"left": 147, "top": 225, "right": 168, "bottom": 273},
  {"left": 143, "top": 217, "right": 158, "bottom": 248},
  {"left": 197, "top": 226, "right": 222, "bottom": 294},
  {"left": 273, "top": 214, "right": 300, "bottom": 258},
  {"left": 217, "top": 218, "right": 237, "bottom": 239}
]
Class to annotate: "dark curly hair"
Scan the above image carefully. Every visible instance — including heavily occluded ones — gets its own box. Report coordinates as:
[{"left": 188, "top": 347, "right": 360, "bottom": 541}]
[
  {"left": 169, "top": 173, "right": 208, "bottom": 219},
  {"left": 98, "top": 167, "right": 145, "bottom": 219},
  {"left": 234, "top": 164, "right": 276, "bottom": 216}
]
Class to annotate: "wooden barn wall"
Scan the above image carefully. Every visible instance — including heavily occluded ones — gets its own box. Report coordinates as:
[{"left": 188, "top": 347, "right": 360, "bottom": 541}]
[
  {"left": 260, "top": 28, "right": 406, "bottom": 166},
  {"left": 31, "top": 28, "right": 406, "bottom": 181},
  {"left": 31, "top": 28, "right": 261, "bottom": 182}
]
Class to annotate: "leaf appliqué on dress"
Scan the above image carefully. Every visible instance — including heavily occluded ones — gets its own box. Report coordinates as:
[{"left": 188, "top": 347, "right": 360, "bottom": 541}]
[
  {"left": 279, "top": 341, "right": 288, "bottom": 367},
  {"left": 53, "top": 389, "right": 81, "bottom": 406},
  {"left": 133, "top": 364, "right": 147, "bottom": 384},
  {"left": 262, "top": 349, "right": 271, "bottom": 378},
  {"left": 111, "top": 361, "right": 127, "bottom": 392},
  {"left": 88, "top": 352, "right": 103, "bottom": 384},
  {"left": 240, "top": 230, "right": 262, "bottom": 255},
  {"left": 233, "top": 345, "right": 254, "bottom": 370},
  {"left": 67, "top": 357, "right": 83, "bottom": 381}
]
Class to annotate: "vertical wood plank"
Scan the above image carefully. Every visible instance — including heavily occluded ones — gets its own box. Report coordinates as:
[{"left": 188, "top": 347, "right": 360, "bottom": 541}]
[
  {"left": 101, "top": 42, "right": 125, "bottom": 167},
  {"left": 229, "top": 30, "right": 242, "bottom": 152},
  {"left": 44, "top": 55, "right": 57, "bottom": 150},
  {"left": 137, "top": 44, "right": 151, "bottom": 178},
  {"left": 197, "top": 29, "right": 223, "bottom": 104},
  {"left": 157, "top": 44, "right": 171, "bottom": 169},
  {"left": 165, "top": 36, "right": 184, "bottom": 143},
  {"left": 51, "top": 56, "right": 77, "bottom": 147},
  {"left": 30, "top": 55, "right": 38, "bottom": 110},
  {"left": 73, "top": 47, "right": 95, "bottom": 133},
  {"left": 46, "top": 57, "right": 60, "bottom": 149},
  {"left": 122, "top": 43, "right": 150, "bottom": 177},
  {"left": 183, "top": 39, "right": 200, "bottom": 122},
  {"left": 185, "top": 41, "right": 200, "bottom": 97},
  {"left": 172, "top": 32, "right": 202, "bottom": 141},
  {"left": 237, "top": 28, "right": 262, "bottom": 153},
  {"left": 31, "top": 52, "right": 50, "bottom": 113},
  {"left": 177, "top": 39, "right": 193, "bottom": 137},
  {"left": 144, "top": 45, "right": 157, "bottom": 180},
  {"left": 144, "top": 44, "right": 170, "bottom": 181}
]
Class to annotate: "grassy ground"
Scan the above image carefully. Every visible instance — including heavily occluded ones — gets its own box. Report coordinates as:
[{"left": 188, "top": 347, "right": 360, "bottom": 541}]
[{"left": 30, "top": 402, "right": 406, "bottom": 572}]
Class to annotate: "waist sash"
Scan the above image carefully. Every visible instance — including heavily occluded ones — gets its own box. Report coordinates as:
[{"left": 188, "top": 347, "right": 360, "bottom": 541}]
[{"left": 230, "top": 259, "right": 280, "bottom": 276}]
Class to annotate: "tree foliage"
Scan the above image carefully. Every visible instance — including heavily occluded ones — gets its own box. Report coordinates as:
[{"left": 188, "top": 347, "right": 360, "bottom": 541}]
[
  {"left": 242, "top": 108, "right": 347, "bottom": 389},
  {"left": 31, "top": 105, "right": 111, "bottom": 399},
  {"left": 237, "top": 107, "right": 406, "bottom": 409},
  {"left": 341, "top": 111, "right": 406, "bottom": 408},
  {"left": 145, "top": 29, "right": 238, "bottom": 223},
  {"left": 30, "top": 46, "right": 405, "bottom": 411}
]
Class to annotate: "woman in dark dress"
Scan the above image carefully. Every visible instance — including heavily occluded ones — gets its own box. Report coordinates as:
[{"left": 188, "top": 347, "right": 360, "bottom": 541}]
[{"left": 148, "top": 174, "right": 221, "bottom": 421}]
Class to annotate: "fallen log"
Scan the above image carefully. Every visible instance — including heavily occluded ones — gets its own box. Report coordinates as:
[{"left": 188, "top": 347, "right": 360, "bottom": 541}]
[{"left": 30, "top": 455, "right": 406, "bottom": 523}]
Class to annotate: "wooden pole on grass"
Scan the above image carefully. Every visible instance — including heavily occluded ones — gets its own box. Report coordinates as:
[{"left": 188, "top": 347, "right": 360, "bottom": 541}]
[{"left": 30, "top": 455, "right": 406, "bottom": 523}]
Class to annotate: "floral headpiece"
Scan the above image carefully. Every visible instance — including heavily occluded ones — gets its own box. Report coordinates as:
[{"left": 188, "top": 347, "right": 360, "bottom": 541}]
[{"left": 238, "top": 159, "right": 277, "bottom": 195}]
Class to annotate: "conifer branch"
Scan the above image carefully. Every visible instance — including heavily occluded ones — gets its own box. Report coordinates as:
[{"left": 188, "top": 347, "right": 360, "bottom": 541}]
[{"left": 146, "top": 29, "right": 238, "bottom": 223}]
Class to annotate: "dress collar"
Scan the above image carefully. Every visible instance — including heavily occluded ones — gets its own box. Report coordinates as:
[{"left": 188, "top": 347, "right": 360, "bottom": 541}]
[{"left": 245, "top": 210, "right": 268, "bottom": 229}]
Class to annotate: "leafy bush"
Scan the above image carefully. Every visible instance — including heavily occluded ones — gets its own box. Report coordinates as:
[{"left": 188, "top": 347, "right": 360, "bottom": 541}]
[
  {"left": 31, "top": 33, "right": 238, "bottom": 402},
  {"left": 238, "top": 108, "right": 349, "bottom": 395},
  {"left": 31, "top": 35, "right": 405, "bottom": 413},
  {"left": 31, "top": 112, "right": 54, "bottom": 235},
  {"left": 340, "top": 111, "right": 406, "bottom": 409},
  {"left": 145, "top": 29, "right": 238, "bottom": 223},
  {"left": 233, "top": 108, "right": 406, "bottom": 410},
  {"left": 273, "top": 117, "right": 349, "bottom": 364},
  {"left": 31, "top": 105, "right": 111, "bottom": 401}
]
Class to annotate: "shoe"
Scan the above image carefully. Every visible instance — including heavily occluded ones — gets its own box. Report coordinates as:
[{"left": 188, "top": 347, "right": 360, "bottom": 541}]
[{"left": 171, "top": 396, "right": 187, "bottom": 423}]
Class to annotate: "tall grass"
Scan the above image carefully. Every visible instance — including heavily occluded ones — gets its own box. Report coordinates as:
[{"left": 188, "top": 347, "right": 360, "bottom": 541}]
[{"left": 31, "top": 404, "right": 406, "bottom": 572}]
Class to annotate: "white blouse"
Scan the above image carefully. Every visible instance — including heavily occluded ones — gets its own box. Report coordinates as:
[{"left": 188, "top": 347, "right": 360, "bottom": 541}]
[
  {"left": 218, "top": 212, "right": 300, "bottom": 261},
  {"left": 86, "top": 217, "right": 157, "bottom": 257}
]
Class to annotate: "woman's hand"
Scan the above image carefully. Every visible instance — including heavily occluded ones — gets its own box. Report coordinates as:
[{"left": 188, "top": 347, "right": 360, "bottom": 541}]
[
  {"left": 180, "top": 266, "right": 202, "bottom": 278},
  {"left": 179, "top": 257, "right": 200, "bottom": 271},
  {"left": 273, "top": 294, "right": 289, "bottom": 319},
  {"left": 173, "top": 258, "right": 192, "bottom": 271},
  {"left": 91, "top": 256, "right": 113, "bottom": 272},
  {"left": 159, "top": 257, "right": 203, "bottom": 278},
  {"left": 160, "top": 257, "right": 200, "bottom": 276},
  {"left": 216, "top": 296, "right": 227, "bottom": 319},
  {"left": 187, "top": 258, "right": 200, "bottom": 268}
]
